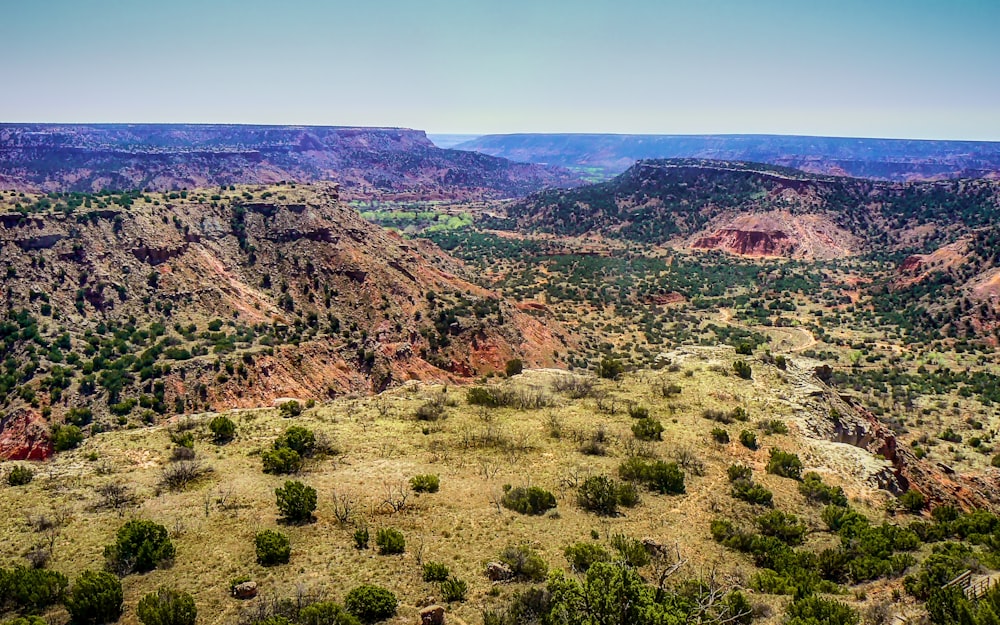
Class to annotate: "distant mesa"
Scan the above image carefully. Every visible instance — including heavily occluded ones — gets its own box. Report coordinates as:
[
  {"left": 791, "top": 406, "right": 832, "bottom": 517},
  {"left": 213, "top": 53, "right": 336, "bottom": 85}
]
[{"left": 0, "top": 123, "right": 579, "bottom": 199}]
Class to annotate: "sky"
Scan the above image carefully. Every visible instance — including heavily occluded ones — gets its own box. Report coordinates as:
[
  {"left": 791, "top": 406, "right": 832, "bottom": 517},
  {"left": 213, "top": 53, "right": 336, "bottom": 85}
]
[{"left": 2, "top": 0, "right": 1000, "bottom": 140}]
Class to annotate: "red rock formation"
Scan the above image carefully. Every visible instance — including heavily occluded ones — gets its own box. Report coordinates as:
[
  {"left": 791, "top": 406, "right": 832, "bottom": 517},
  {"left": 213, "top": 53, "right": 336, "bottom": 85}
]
[
  {"left": 692, "top": 228, "right": 793, "bottom": 256},
  {"left": 0, "top": 408, "right": 53, "bottom": 461}
]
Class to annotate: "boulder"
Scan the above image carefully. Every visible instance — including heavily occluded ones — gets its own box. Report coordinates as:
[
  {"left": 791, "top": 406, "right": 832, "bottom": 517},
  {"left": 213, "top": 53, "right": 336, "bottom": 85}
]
[
  {"left": 419, "top": 605, "right": 445, "bottom": 625},
  {"left": 232, "top": 581, "right": 258, "bottom": 600},
  {"left": 485, "top": 561, "right": 514, "bottom": 582}
]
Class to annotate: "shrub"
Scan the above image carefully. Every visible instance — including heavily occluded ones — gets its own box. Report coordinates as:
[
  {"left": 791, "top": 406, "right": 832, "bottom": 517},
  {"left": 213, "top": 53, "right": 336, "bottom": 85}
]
[
  {"left": 262, "top": 447, "right": 302, "bottom": 474},
  {"left": 255, "top": 530, "right": 290, "bottom": 566},
  {"left": 0, "top": 566, "right": 68, "bottom": 612},
  {"left": 735, "top": 343, "right": 753, "bottom": 355},
  {"left": 738, "top": 430, "right": 757, "bottom": 450},
  {"left": 51, "top": 424, "right": 84, "bottom": 451},
  {"left": 275, "top": 426, "right": 315, "bottom": 456},
  {"left": 711, "top": 428, "right": 730, "bottom": 444},
  {"left": 564, "top": 542, "right": 611, "bottom": 573},
  {"left": 643, "top": 461, "right": 685, "bottom": 494},
  {"left": 756, "top": 510, "right": 807, "bottom": 545},
  {"left": 208, "top": 416, "right": 236, "bottom": 443},
  {"left": 279, "top": 400, "right": 302, "bottom": 417},
  {"left": 733, "top": 360, "right": 752, "bottom": 379},
  {"left": 785, "top": 595, "right": 859, "bottom": 625},
  {"left": 499, "top": 545, "right": 548, "bottom": 581},
  {"left": 731, "top": 480, "right": 773, "bottom": 507},
  {"left": 577, "top": 475, "right": 621, "bottom": 515},
  {"left": 409, "top": 474, "right": 440, "bottom": 493},
  {"left": 992, "top": 454, "right": 1000, "bottom": 468},
  {"left": 136, "top": 588, "right": 197, "bottom": 625},
  {"left": 67, "top": 570, "right": 123, "bottom": 625},
  {"left": 439, "top": 577, "right": 468, "bottom": 603},
  {"left": 627, "top": 404, "right": 650, "bottom": 419},
  {"left": 6, "top": 464, "right": 34, "bottom": 486},
  {"left": 275, "top": 480, "right": 317, "bottom": 523},
  {"left": 597, "top": 357, "right": 624, "bottom": 380},
  {"left": 66, "top": 407, "right": 94, "bottom": 426},
  {"left": 344, "top": 585, "right": 397, "bottom": 624},
  {"left": 104, "top": 519, "right": 175, "bottom": 574},
  {"left": 767, "top": 449, "right": 803, "bottom": 480},
  {"left": 501, "top": 485, "right": 557, "bottom": 515},
  {"left": 898, "top": 489, "right": 926, "bottom": 513},
  {"left": 299, "top": 602, "right": 361, "bottom": 625},
  {"left": 758, "top": 419, "right": 788, "bottom": 435},
  {"left": 727, "top": 464, "right": 752, "bottom": 482},
  {"left": 422, "top": 561, "right": 450, "bottom": 582},
  {"left": 353, "top": 526, "right": 369, "bottom": 550},
  {"left": 375, "top": 528, "right": 404, "bottom": 555},
  {"left": 610, "top": 534, "right": 651, "bottom": 567},
  {"left": 799, "top": 472, "right": 848, "bottom": 506},
  {"left": 616, "top": 481, "right": 641, "bottom": 507},
  {"left": 631, "top": 418, "right": 664, "bottom": 441},
  {"left": 505, "top": 359, "right": 523, "bottom": 376}
]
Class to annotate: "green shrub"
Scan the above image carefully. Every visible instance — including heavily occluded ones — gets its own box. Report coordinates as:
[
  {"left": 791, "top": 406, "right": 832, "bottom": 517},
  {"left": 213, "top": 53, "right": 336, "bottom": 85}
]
[
  {"left": 631, "top": 418, "right": 664, "bottom": 441},
  {"left": 136, "top": 588, "right": 197, "bottom": 625},
  {"left": 409, "top": 474, "right": 440, "bottom": 493},
  {"left": 597, "top": 357, "right": 624, "bottom": 380},
  {"left": 2, "top": 617, "right": 47, "bottom": 625},
  {"left": 0, "top": 566, "right": 68, "bottom": 612},
  {"left": 275, "top": 480, "right": 317, "bottom": 523},
  {"left": 279, "top": 400, "right": 302, "bottom": 417},
  {"left": 422, "top": 561, "right": 450, "bottom": 582},
  {"left": 505, "top": 359, "right": 523, "bottom": 377},
  {"left": 275, "top": 426, "right": 315, "bottom": 456},
  {"left": 758, "top": 419, "right": 788, "bottom": 435},
  {"left": 67, "top": 570, "right": 123, "bottom": 625},
  {"left": 619, "top": 458, "right": 685, "bottom": 495},
  {"left": 353, "top": 526, "right": 369, "bottom": 550},
  {"left": 766, "top": 448, "right": 803, "bottom": 480},
  {"left": 610, "top": 534, "right": 651, "bottom": 567},
  {"left": 262, "top": 447, "right": 302, "bottom": 474},
  {"left": 735, "top": 343, "right": 753, "bottom": 355},
  {"left": 577, "top": 475, "right": 620, "bottom": 515},
  {"left": 499, "top": 545, "right": 548, "bottom": 581},
  {"left": 616, "top": 481, "right": 641, "bottom": 507},
  {"left": 6, "top": 464, "right": 34, "bottom": 486},
  {"left": 66, "top": 407, "right": 94, "bottom": 426},
  {"left": 710, "top": 428, "right": 730, "bottom": 443},
  {"left": 51, "top": 423, "right": 84, "bottom": 451},
  {"left": 208, "top": 416, "right": 236, "bottom": 443},
  {"left": 255, "top": 529, "right": 290, "bottom": 566},
  {"left": 104, "top": 519, "right": 175, "bottom": 574},
  {"left": 898, "top": 489, "right": 926, "bottom": 513},
  {"left": 785, "top": 595, "right": 859, "bottom": 625},
  {"left": 727, "top": 464, "right": 752, "bottom": 482},
  {"left": 627, "top": 404, "right": 650, "bottom": 419},
  {"left": 466, "top": 386, "right": 498, "bottom": 407},
  {"left": 439, "top": 577, "right": 467, "bottom": 603},
  {"left": 733, "top": 360, "right": 752, "bottom": 379},
  {"left": 501, "top": 485, "right": 557, "bottom": 515},
  {"left": 228, "top": 576, "right": 251, "bottom": 596},
  {"left": 344, "top": 585, "right": 397, "bottom": 624},
  {"left": 756, "top": 510, "right": 807, "bottom": 545},
  {"left": 799, "top": 472, "right": 848, "bottom": 506},
  {"left": 563, "top": 542, "right": 611, "bottom": 573},
  {"left": 992, "top": 454, "right": 1000, "bottom": 468},
  {"left": 299, "top": 602, "right": 361, "bottom": 625},
  {"left": 738, "top": 430, "right": 757, "bottom": 450},
  {"left": 375, "top": 528, "right": 404, "bottom": 555},
  {"left": 731, "top": 479, "right": 773, "bottom": 507}
]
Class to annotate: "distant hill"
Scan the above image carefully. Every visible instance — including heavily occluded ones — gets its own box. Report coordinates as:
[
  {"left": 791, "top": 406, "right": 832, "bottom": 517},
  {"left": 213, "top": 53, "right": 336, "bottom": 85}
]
[
  {"left": 0, "top": 124, "right": 579, "bottom": 199},
  {"left": 456, "top": 133, "right": 1000, "bottom": 182},
  {"left": 504, "top": 158, "right": 1000, "bottom": 256}
]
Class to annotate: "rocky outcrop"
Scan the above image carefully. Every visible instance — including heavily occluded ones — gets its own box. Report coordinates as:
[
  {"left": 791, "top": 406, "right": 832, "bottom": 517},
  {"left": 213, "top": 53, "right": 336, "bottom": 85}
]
[
  {"left": 132, "top": 243, "right": 189, "bottom": 265},
  {"left": 419, "top": 605, "right": 445, "bottom": 625},
  {"left": 692, "top": 228, "right": 793, "bottom": 256},
  {"left": 16, "top": 233, "right": 64, "bottom": 250},
  {"left": 0, "top": 408, "right": 53, "bottom": 461}
]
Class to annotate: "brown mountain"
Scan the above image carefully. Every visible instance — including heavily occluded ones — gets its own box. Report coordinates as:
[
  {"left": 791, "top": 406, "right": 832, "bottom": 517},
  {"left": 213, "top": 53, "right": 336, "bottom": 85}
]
[
  {"left": 0, "top": 184, "right": 567, "bottom": 458},
  {"left": 0, "top": 124, "right": 581, "bottom": 199}
]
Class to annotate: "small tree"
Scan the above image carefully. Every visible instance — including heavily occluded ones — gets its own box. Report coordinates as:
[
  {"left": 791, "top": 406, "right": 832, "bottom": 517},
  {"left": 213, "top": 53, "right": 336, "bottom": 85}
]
[
  {"left": 739, "top": 430, "right": 758, "bottom": 450},
  {"left": 597, "top": 357, "right": 624, "bottom": 380},
  {"left": 6, "top": 464, "right": 34, "bottom": 486},
  {"left": 375, "top": 528, "right": 405, "bottom": 555},
  {"left": 505, "top": 358, "right": 524, "bottom": 377},
  {"left": 767, "top": 449, "right": 803, "bottom": 480},
  {"left": 208, "top": 416, "right": 236, "bottom": 443},
  {"left": 501, "top": 486, "right": 557, "bottom": 515},
  {"left": 275, "top": 480, "right": 317, "bottom": 523},
  {"left": 898, "top": 489, "right": 926, "bottom": 513},
  {"left": 299, "top": 602, "right": 360, "bottom": 625},
  {"left": 279, "top": 400, "right": 302, "bottom": 418},
  {"left": 67, "top": 570, "right": 123, "bottom": 625},
  {"left": 255, "top": 530, "right": 290, "bottom": 566},
  {"left": 51, "top": 424, "right": 84, "bottom": 451},
  {"left": 733, "top": 360, "right": 752, "bottom": 380},
  {"left": 631, "top": 418, "right": 664, "bottom": 441},
  {"left": 422, "top": 561, "right": 450, "bottom": 582},
  {"left": 578, "top": 475, "right": 620, "bottom": 515},
  {"left": 344, "top": 585, "right": 397, "bottom": 624},
  {"left": 262, "top": 447, "right": 302, "bottom": 474},
  {"left": 136, "top": 587, "right": 197, "bottom": 625},
  {"left": 104, "top": 519, "right": 175, "bottom": 574}
]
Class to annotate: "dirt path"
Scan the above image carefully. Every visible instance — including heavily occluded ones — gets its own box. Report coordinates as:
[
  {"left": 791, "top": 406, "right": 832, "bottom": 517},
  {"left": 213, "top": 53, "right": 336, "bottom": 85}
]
[{"left": 714, "top": 308, "right": 817, "bottom": 353}]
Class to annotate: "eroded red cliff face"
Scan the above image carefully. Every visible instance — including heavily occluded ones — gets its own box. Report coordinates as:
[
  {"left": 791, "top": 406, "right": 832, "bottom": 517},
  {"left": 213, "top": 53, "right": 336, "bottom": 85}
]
[
  {"left": 0, "top": 408, "right": 53, "bottom": 461},
  {"left": 692, "top": 228, "right": 793, "bottom": 256}
]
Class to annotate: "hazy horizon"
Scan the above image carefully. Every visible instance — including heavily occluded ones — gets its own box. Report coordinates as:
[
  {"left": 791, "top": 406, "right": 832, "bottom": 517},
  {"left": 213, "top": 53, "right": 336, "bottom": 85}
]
[{"left": 3, "top": 0, "right": 999, "bottom": 140}]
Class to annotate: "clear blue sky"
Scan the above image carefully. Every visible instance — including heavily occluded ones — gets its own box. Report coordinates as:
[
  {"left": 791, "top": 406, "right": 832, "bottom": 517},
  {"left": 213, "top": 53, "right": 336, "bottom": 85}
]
[{"left": 3, "top": 0, "right": 999, "bottom": 139}]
